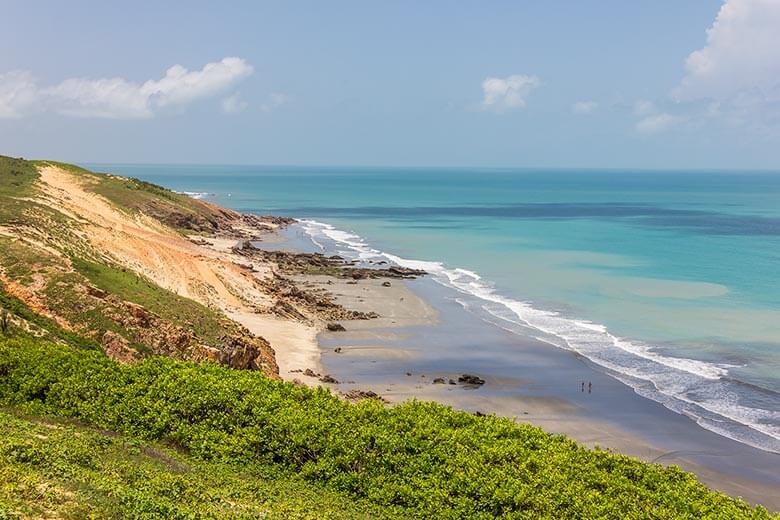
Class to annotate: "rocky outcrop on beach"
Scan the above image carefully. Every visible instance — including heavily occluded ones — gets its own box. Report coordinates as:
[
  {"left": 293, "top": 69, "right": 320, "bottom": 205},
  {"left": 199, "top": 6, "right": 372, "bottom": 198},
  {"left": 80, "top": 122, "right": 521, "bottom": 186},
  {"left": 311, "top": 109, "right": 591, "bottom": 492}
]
[{"left": 231, "top": 242, "right": 426, "bottom": 280}]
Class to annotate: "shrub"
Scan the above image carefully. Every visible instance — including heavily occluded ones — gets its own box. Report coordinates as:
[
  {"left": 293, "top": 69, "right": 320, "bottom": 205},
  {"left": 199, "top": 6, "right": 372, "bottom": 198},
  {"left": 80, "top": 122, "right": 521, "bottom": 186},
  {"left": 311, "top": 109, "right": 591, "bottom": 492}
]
[{"left": 0, "top": 338, "right": 775, "bottom": 519}]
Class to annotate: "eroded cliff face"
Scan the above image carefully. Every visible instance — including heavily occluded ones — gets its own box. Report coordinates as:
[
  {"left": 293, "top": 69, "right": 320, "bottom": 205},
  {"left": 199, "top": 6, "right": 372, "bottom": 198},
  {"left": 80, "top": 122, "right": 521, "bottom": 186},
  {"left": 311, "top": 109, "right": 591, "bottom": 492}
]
[
  {"left": 0, "top": 157, "right": 280, "bottom": 376},
  {"left": 0, "top": 157, "right": 424, "bottom": 378}
]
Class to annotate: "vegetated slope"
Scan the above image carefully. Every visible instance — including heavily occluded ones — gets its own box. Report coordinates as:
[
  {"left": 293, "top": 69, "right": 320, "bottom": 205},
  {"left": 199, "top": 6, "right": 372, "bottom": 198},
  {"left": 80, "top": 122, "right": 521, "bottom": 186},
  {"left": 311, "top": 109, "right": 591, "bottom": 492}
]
[
  {"left": 0, "top": 155, "right": 277, "bottom": 375},
  {"left": 0, "top": 408, "right": 402, "bottom": 520},
  {"left": 0, "top": 338, "right": 775, "bottom": 520}
]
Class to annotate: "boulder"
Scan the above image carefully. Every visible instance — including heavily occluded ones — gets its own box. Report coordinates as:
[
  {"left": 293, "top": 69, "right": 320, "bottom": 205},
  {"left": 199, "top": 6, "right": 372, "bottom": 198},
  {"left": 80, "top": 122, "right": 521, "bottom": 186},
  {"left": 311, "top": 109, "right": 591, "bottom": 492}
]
[{"left": 458, "top": 374, "right": 486, "bottom": 386}]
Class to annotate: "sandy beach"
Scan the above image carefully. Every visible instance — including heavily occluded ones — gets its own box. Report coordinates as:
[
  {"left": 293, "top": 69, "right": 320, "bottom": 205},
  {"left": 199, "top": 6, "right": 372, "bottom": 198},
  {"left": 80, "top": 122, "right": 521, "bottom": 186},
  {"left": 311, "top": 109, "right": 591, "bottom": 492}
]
[{"left": 258, "top": 232, "right": 780, "bottom": 511}]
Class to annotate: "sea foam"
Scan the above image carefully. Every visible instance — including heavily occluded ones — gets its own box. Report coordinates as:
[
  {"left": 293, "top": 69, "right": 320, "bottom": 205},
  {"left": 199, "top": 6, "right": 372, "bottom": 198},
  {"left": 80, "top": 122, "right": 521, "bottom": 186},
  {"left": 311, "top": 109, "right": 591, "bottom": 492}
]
[{"left": 299, "top": 219, "right": 780, "bottom": 453}]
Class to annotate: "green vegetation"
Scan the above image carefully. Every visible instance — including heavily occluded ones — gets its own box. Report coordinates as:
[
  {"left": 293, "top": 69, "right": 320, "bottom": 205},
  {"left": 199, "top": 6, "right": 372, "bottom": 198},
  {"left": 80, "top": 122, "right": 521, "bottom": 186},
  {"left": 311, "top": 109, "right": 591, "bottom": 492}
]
[
  {"left": 0, "top": 410, "right": 401, "bottom": 519},
  {"left": 37, "top": 160, "right": 232, "bottom": 233},
  {"left": 0, "top": 338, "right": 774, "bottom": 519},
  {"left": 0, "top": 156, "right": 262, "bottom": 362},
  {"left": 70, "top": 257, "right": 243, "bottom": 346}
]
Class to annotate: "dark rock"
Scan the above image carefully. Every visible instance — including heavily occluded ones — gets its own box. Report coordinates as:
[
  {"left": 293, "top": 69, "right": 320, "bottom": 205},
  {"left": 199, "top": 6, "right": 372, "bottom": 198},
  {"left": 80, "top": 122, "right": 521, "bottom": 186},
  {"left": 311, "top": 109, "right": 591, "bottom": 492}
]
[
  {"left": 334, "top": 347, "right": 343, "bottom": 353},
  {"left": 320, "top": 374, "right": 339, "bottom": 384},
  {"left": 326, "top": 322, "right": 346, "bottom": 332},
  {"left": 458, "top": 374, "right": 485, "bottom": 386},
  {"left": 381, "top": 281, "right": 392, "bottom": 287},
  {"left": 343, "top": 389, "right": 382, "bottom": 401},
  {"left": 433, "top": 377, "right": 445, "bottom": 384},
  {"left": 448, "top": 379, "right": 457, "bottom": 385},
  {"left": 303, "top": 368, "right": 319, "bottom": 377}
]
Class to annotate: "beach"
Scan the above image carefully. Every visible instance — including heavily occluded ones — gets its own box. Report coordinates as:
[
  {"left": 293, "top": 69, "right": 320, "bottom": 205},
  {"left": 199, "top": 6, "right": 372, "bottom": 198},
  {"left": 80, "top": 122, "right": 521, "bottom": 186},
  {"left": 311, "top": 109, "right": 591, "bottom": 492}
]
[{"left": 249, "top": 225, "right": 780, "bottom": 510}]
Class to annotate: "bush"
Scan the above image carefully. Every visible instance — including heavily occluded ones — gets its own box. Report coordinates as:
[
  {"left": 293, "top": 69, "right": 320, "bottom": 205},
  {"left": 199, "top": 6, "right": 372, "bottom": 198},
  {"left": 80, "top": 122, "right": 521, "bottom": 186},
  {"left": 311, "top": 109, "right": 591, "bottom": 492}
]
[{"left": 0, "top": 338, "right": 775, "bottom": 519}]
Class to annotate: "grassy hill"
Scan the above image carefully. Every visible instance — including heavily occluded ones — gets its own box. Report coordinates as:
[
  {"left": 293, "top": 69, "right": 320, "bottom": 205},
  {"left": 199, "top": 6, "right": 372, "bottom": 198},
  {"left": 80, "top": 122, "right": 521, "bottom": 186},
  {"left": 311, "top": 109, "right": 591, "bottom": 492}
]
[{"left": 0, "top": 156, "right": 276, "bottom": 374}]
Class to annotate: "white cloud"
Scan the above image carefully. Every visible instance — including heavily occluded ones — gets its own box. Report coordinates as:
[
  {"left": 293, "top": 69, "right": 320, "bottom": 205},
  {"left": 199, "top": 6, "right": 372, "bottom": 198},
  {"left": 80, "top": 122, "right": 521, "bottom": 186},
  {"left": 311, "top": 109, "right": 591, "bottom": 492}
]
[
  {"left": 0, "top": 57, "right": 253, "bottom": 119},
  {"left": 633, "top": 99, "right": 656, "bottom": 116},
  {"left": 669, "top": 0, "right": 780, "bottom": 133},
  {"left": 481, "top": 74, "right": 541, "bottom": 111},
  {"left": 0, "top": 71, "right": 40, "bottom": 118},
  {"left": 259, "top": 92, "right": 289, "bottom": 112},
  {"left": 674, "top": 0, "right": 780, "bottom": 103},
  {"left": 221, "top": 92, "right": 248, "bottom": 114},
  {"left": 636, "top": 113, "right": 686, "bottom": 134},
  {"left": 572, "top": 100, "right": 597, "bottom": 114}
]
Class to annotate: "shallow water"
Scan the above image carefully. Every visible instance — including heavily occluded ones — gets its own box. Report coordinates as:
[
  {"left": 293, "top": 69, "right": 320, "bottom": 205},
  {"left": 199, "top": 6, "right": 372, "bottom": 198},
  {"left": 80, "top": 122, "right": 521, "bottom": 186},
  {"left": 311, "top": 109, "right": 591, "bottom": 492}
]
[{"left": 87, "top": 164, "right": 780, "bottom": 453}]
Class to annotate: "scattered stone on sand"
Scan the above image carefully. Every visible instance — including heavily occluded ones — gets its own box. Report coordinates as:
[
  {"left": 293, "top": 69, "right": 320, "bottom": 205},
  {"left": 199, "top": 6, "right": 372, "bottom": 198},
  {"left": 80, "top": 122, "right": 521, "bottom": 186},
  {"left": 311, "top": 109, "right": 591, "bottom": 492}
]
[
  {"left": 327, "top": 322, "right": 346, "bottom": 332},
  {"left": 320, "top": 374, "right": 339, "bottom": 384},
  {"left": 448, "top": 379, "right": 457, "bottom": 385},
  {"left": 458, "top": 374, "right": 486, "bottom": 386},
  {"left": 433, "top": 377, "right": 445, "bottom": 384},
  {"left": 334, "top": 347, "right": 343, "bottom": 353},
  {"left": 382, "top": 281, "right": 392, "bottom": 287},
  {"left": 290, "top": 368, "right": 303, "bottom": 373},
  {"left": 343, "top": 389, "right": 383, "bottom": 401},
  {"left": 303, "top": 368, "right": 320, "bottom": 377}
]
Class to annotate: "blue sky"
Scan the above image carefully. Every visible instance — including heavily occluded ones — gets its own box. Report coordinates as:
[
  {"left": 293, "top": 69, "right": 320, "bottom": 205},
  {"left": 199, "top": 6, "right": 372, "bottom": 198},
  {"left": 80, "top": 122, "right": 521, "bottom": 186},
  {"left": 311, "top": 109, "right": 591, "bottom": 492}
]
[{"left": 1, "top": 0, "right": 779, "bottom": 169}]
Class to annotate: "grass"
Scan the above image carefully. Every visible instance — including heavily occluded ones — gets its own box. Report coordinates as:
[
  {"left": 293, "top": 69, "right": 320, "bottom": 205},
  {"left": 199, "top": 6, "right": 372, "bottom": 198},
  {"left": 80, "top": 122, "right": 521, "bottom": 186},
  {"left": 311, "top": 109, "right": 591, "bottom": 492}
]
[
  {"left": 0, "top": 409, "right": 403, "bottom": 519},
  {"left": 0, "top": 338, "right": 775, "bottom": 520},
  {"left": 37, "top": 160, "right": 232, "bottom": 233},
  {"left": 70, "top": 257, "right": 242, "bottom": 347},
  {"left": 0, "top": 156, "right": 263, "bottom": 361}
]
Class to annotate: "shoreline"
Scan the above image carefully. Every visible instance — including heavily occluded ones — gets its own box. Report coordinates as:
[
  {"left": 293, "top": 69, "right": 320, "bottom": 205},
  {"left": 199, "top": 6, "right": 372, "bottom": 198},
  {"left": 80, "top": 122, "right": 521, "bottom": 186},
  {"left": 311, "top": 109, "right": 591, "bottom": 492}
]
[{"left": 252, "top": 225, "right": 780, "bottom": 510}]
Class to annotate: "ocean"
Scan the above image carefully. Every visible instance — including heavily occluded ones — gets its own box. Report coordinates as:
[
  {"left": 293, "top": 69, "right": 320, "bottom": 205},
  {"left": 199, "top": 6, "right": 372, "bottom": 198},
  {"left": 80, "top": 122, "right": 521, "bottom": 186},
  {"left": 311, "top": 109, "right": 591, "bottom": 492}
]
[{"left": 88, "top": 164, "right": 780, "bottom": 453}]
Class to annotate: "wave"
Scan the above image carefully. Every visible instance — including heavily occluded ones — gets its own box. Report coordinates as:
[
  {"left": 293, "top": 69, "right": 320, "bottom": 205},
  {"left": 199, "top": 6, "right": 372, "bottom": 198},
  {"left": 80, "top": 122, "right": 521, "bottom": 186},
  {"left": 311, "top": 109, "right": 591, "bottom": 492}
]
[
  {"left": 299, "top": 219, "right": 780, "bottom": 453},
  {"left": 176, "top": 191, "right": 211, "bottom": 200}
]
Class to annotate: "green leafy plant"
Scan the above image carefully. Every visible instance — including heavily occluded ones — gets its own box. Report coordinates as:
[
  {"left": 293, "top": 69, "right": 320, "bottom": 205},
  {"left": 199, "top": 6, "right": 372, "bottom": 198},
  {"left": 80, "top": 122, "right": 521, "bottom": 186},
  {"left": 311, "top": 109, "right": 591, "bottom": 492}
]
[{"left": 0, "top": 338, "right": 775, "bottom": 520}]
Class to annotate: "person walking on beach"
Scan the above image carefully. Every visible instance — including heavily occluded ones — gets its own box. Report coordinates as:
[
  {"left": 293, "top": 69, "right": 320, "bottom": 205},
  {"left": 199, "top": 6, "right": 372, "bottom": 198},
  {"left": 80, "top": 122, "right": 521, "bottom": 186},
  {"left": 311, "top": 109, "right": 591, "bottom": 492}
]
[
  {"left": 588, "top": 381, "right": 592, "bottom": 394},
  {"left": 581, "top": 381, "right": 585, "bottom": 392}
]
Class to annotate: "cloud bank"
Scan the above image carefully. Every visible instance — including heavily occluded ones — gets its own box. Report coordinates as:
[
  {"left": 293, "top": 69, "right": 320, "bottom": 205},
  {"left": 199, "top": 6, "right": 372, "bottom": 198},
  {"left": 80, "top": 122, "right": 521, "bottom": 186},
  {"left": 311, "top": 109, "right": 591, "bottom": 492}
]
[
  {"left": 671, "top": 0, "right": 780, "bottom": 130},
  {"left": 481, "top": 74, "right": 541, "bottom": 111},
  {"left": 0, "top": 57, "right": 253, "bottom": 119}
]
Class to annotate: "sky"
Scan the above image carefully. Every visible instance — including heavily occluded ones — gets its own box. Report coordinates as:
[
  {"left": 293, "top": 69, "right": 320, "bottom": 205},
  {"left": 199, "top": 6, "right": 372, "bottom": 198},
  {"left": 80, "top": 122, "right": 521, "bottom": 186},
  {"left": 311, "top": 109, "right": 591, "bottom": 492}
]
[{"left": 1, "top": 0, "right": 779, "bottom": 169}]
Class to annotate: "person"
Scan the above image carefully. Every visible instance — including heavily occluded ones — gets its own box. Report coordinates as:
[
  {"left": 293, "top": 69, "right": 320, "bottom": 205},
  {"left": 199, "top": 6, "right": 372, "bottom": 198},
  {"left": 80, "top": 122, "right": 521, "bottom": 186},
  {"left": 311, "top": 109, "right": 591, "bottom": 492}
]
[
  {"left": 588, "top": 381, "right": 592, "bottom": 394},
  {"left": 581, "top": 381, "right": 585, "bottom": 392}
]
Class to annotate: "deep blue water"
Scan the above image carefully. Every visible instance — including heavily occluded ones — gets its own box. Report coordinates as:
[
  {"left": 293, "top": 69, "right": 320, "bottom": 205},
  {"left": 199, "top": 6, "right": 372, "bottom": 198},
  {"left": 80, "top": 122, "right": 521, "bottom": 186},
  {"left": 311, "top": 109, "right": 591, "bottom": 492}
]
[{"left": 87, "top": 164, "right": 780, "bottom": 452}]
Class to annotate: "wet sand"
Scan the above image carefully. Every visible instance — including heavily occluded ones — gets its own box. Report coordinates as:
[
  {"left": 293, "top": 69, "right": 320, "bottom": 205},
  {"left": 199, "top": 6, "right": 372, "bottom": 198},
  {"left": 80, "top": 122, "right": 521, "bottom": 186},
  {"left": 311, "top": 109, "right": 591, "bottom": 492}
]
[
  {"left": 308, "top": 276, "right": 779, "bottom": 510},
  {"left": 261, "top": 226, "right": 780, "bottom": 511}
]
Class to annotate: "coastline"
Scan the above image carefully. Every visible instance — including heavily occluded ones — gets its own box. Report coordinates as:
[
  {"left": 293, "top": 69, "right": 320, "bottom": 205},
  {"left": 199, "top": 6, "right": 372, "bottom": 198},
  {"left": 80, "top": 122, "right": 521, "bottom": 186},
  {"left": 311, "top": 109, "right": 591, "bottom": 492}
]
[
  {"left": 252, "top": 224, "right": 780, "bottom": 510},
  {"left": 16, "top": 162, "right": 776, "bottom": 510}
]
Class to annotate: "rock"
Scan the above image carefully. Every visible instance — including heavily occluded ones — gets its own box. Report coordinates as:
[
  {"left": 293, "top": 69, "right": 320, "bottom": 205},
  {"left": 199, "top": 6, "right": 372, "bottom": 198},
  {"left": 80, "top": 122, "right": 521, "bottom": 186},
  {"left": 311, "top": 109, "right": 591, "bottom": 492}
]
[
  {"left": 343, "top": 389, "right": 382, "bottom": 401},
  {"left": 474, "top": 411, "right": 486, "bottom": 417},
  {"left": 101, "top": 331, "right": 137, "bottom": 363},
  {"left": 406, "top": 372, "right": 412, "bottom": 376},
  {"left": 433, "top": 377, "right": 445, "bottom": 384},
  {"left": 387, "top": 266, "right": 426, "bottom": 278},
  {"left": 448, "top": 379, "right": 457, "bottom": 385},
  {"left": 334, "top": 347, "right": 343, "bottom": 353},
  {"left": 458, "top": 374, "right": 486, "bottom": 386},
  {"left": 320, "top": 374, "right": 339, "bottom": 384},
  {"left": 381, "top": 281, "right": 392, "bottom": 287},
  {"left": 303, "top": 368, "right": 319, "bottom": 377},
  {"left": 326, "top": 322, "right": 346, "bottom": 332}
]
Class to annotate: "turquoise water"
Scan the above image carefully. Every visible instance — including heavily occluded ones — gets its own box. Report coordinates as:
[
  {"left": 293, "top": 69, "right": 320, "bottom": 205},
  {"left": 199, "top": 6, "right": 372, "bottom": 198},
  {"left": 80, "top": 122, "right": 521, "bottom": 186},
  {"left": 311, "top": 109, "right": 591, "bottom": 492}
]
[{"left": 88, "top": 164, "right": 780, "bottom": 451}]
